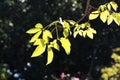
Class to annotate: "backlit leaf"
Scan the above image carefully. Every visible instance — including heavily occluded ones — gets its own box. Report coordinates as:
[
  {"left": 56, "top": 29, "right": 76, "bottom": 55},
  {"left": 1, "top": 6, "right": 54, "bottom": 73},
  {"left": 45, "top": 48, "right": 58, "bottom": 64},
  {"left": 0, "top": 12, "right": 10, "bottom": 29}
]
[
  {"left": 78, "top": 30, "right": 83, "bottom": 36},
  {"left": 33, "top": 39, "right": 44, "bottom": 46},
  {"left": 83, "top": 31, "right": 87, "bottom": 38},
  {"left": 35, "top": 23, "right": 43, "bottom": 28},
  {"left": 29, "top": 31, "right": 42, "bottom": 43},
  {"left": 110, "top": 1, "right": 118, "bottom": 11},
  {"left": 26, "top": 28, "right": 41, "bottom": 34},
  {"left": 89, "top": 11, "right": 99, "bottom": 20},
  {"left": 86, "top": 30, "right": 94, "bottom": 39},
  {"left": 53, "top": 40, "right": 60, "bottom": 51},
  {"left": 31, "top": 44, "right": 46, "bottom": 57},
  {"left": 63, "top": 21, "right": 70, "bottom": 30},
  {"left": 107, "top": 15, "right": 114, "bottom": 25},
  {"left": 46, "top": 46, "right": 54, "bottom": 65},
  {"left": 60, "top": 38, "right": 71, "bottom": 55},
  {"left": 63, "top": 29, "right": 69, "bottom": 37},
  {"left": 113, "top": 13, "right": 120, "bottom": 26},
  {"left": 42, "top": 30, "right": 53, "bottom": 43},
  {"left": 107, "top": 4, "right": 111, "bottom": 11},
  {"left": 100, "top": 10, "right": 109, "bottom": 23},
  {"left": 73, "top": 31, "right": 79, "bottom": 38}
]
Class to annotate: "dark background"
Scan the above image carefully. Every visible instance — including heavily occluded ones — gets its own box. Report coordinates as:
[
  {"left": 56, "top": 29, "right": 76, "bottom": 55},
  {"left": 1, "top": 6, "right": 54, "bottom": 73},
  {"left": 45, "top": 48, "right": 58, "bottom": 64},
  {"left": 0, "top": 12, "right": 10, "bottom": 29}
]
[{"left": 0, "top": 0, "right": 120, "bottom": 80}]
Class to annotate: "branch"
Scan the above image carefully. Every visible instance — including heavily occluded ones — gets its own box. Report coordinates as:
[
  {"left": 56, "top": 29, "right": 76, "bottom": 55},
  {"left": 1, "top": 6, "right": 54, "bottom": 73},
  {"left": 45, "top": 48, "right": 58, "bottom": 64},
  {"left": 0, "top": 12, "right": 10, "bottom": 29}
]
[{"left": 74, "top": 0, "right": 91, "bottom": 26}]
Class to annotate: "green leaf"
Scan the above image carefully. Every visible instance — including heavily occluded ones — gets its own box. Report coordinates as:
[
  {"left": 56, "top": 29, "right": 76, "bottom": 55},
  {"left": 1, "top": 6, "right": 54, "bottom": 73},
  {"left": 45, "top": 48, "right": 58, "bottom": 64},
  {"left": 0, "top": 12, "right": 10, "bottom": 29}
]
[
  {"left": 46, "top": 46, "right": 54, "bottom": 65},
  {"left": 89, "top": 11, "right": 99, "bottom": 20},
  {"left": 35, "top": 23, "right": 43, "bottom": 28},
  {"left": 110, "top": 1, "right": 118, "bottom": 11},
  {"left": 31, "top": 44, "right": 46, "bottom": 57},
  {"left": 29, "top": 31, "right": 42, "bottom": 43},
  {"left": 107, "top": 15, "right": 114, "bottom": 25},
  {"left": 100, "top": 10, "right": 109, "bottom": 23},
  {"left": 60, "top": 38, "right": 71, "bottom": 55},
  {"left": 26, "top": 28, "right": 41, "bottom": 34}
]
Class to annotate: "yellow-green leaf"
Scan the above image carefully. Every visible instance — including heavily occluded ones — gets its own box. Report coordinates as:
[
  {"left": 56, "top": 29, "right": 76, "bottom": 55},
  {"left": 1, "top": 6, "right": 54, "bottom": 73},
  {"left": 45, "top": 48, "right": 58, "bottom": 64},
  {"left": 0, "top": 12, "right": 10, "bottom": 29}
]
[
  {"left": 31, "top": 44, "right": 46, "bottom": 57},
  {"left": 82, "top": 31, "right": 87, "bottom": 38},
  {"left": 78, "top": 30, "right": 83, "bottom": 36},
  {"left": 73, "top": 31, "right": 79, "bottom": 38},
  {"left": 26, "top": 28, "right": 41, "bottom": 34},
  {"left": 89, "top": 11, "right": 99, "bottom": 20},
  {"left": 60, "top": 38, "right": 71, "bottom": 55},
  {"left": 107, "top": 4, "right": 111, "bottom": 11},
  {"left": 86, "top": 30, "right": 94, "bottom": 39},
  {"left": 63, "top": 29, "right": 69, "bottom": 37},
  {"left": 46, "top": 46, "right": 54, "bottom": 65},
  {"left": 113, "top": 13, "right": 120, "bottom": 26},
  {"left": 35, "top": 23, "right": 43, "bottom": 28},
  {"left": 107, "top": 15, "right": 114, "bottom": 25},
  {"left": 110, "top": 1, "right": 118, "bottom": 11},
  {"left": 99, "top": 5, "right": 106, "bottom": 11},
  {"left": 63, "top": 21, "right": 70, "bottom": 30},
  {"left": 100, "top": 10, "right": 109, "bottom": 23},
  {"left": 89, "top": 28, "right": 97, "bottom": 34},
  {"left": 29, "top": 31, "right": 42, "bottom": 43},
  {"left": 33, "top": 39, "right": 44, "bottom": 46},
  {"left": 53, "top": 40, "right": 60, "bottom": 51},
  {"left": 42, "top": 30, "right": 53, "bottom": 43}
]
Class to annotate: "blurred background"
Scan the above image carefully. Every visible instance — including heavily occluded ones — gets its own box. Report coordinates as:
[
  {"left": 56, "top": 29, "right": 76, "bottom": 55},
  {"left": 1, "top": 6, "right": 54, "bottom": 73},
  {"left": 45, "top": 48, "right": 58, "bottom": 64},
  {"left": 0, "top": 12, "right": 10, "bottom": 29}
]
[{"left": 0, "top": 0, "right": 120, "bottom": 80}]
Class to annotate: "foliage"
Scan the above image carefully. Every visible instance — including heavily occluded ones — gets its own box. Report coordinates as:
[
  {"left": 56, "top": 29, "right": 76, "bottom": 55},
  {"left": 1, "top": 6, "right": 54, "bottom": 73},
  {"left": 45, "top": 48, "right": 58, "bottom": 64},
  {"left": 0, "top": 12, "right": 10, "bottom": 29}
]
[
  {"left": 26, "top": 1, "right": 120, "bottom": 65},
  {"left": 101, "top": 47, "right": 120, "bottom": 80},
  {"left": 0, "top": 64, "right": 10, "bottom": 80}
]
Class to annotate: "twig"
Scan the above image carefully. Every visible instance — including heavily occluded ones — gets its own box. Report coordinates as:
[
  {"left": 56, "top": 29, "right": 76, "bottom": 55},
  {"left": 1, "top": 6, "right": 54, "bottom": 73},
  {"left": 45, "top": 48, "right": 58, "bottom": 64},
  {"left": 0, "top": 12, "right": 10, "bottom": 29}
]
[{"left": 74, "top": 0, "right": 91, "bottom": 26}]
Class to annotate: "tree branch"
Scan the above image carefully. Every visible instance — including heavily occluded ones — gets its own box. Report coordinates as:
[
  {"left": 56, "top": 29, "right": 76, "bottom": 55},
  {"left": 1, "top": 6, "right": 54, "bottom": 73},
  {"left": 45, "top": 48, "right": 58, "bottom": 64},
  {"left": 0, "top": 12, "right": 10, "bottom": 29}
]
[{"left": 74, "top": 0, "right": 91, "bottom": 26}]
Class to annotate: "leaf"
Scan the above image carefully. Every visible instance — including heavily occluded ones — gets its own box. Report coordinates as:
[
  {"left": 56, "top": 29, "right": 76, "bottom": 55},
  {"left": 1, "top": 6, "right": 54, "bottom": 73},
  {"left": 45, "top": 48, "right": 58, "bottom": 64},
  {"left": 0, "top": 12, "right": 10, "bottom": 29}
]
[
  {"left": 63, "top": 21, "right": 70, "bottom": 30},
  {"left": 26, "top": 28, "right": 41, "bottom": 34},
  {"left": 107, "top": 4, "right": 111, "bottom": 11},
  {"left": 107, "top": 15, "right": 114, "bottom": 25},
  {"left": 110, "top": 1, "right": 118, "bottom": 11},
  {"left": 29, "top": 31, "right": 42, "bottom": 43},
  {"left": 35, "top": 23, "right": 43, "bottom": 28},
  {"left": 73, "top": 31, "right": 79, "bottom": 38},
  {"left": 89, "top": 11, "right": 99, "bottom": 20},
  {"left": 46, "top": 46, "right": 54, "bottom": 65},
  {"left": 42, "top": 30, "right": 53, "bottom": 43},
  {"left": 31, "top": 44, "right": 46, "bottom": 57},
  {"left": 68, "top": 20, "right": 78, "bottom": 27},
  {"left": 33, "top": 39, "right": 44, "bottom": 46},
  {"left": 100, "top": 10, "right": 109, "bottom": 23},
  {"left": 60, "top": 38, "right": 71, "bottom": 55},
  {"left": 99, "top": 5, "right": 106, "bottom": 11},
  {"left": 78, "top": 30, "right": 83, "bottom": 36},
  {"left": 63, "top": 29, "right": 69, "bottom": 37},
  {"left": 86, "top": 30, "right": 94, "bottom": 39},
  {"left": 113, "top": 13, "right": 120, "bottom": 26},
  {"left": 53, "top": 40, "right": 60, "bottom": 51},
  {"left": 82, "top": 31, "right": 87, "bottom": 38}
]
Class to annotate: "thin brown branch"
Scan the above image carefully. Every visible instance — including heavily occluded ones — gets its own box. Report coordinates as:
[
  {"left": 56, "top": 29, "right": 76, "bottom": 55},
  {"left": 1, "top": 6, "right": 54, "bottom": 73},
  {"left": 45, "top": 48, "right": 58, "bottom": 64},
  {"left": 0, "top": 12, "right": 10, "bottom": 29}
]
[{"left": 74, "top": 0, "right": 91, "bottom": 26}]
